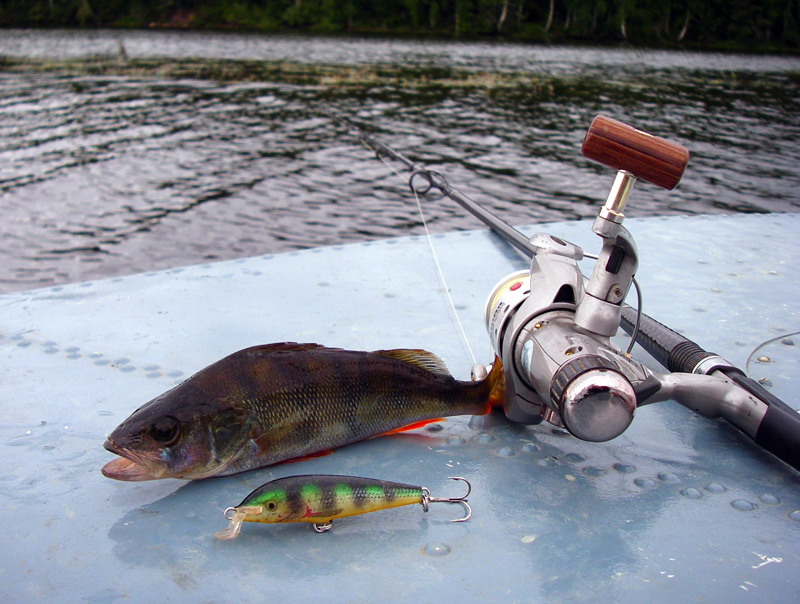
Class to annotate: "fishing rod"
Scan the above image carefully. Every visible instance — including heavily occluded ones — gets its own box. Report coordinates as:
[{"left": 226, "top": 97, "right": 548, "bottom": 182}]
[
  {"left": 331, "top": 113, "right": 537, "bottom": 257},
  {"left": 336, "top": 112, "right": 800, "bottom": 472}
]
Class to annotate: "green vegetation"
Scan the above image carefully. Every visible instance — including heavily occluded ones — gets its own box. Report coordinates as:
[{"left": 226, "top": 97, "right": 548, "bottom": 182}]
[
  {"left": 1, "top": 0, "right": 799, "bottom": 51},
  {"left": 0, "top": 55, "right": 560, "bottom": 91}
]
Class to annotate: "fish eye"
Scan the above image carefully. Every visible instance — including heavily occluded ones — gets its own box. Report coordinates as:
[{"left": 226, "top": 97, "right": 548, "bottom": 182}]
[{"left": 149, "top": 416, "right": 180, "bottom": 446}]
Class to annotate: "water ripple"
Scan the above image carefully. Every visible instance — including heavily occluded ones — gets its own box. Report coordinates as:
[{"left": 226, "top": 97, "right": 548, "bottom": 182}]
[{"left": 0, "top": 32, "right": 798, "bottom": 292}]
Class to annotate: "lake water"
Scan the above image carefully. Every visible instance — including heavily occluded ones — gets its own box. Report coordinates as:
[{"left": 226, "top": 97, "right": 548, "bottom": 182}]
[{"left": 1, "top": 29, "right": 799, "bottom": 293}]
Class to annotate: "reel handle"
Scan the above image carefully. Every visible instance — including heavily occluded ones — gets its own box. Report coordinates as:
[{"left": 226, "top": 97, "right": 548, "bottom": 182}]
[{"left": 582, "top": 115, "right": 689, "bottom": 190}]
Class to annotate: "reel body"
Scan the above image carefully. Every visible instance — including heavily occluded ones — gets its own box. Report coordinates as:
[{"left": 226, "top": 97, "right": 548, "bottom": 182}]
[{"left": 484, "top": 116, "right": 689, "bottom": 442}]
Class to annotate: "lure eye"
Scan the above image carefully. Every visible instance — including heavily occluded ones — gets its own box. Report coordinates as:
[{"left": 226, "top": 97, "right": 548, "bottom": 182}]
[
  {"left": 149, "top": 416, "right": 180, "bottom": 446},
  {"left": 267, "top": 502, "right": 277, "bottom": 511}
]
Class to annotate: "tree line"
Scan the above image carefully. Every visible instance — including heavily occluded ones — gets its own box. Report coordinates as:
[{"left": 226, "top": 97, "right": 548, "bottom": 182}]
[{"left": 2, "top": 0, "right": 799, "bottom": 50}]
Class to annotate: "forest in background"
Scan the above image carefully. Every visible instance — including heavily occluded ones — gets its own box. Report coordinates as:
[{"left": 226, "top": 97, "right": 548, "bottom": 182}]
[{"left": 1, "top": 0, "right": 799, "bottom": 51}]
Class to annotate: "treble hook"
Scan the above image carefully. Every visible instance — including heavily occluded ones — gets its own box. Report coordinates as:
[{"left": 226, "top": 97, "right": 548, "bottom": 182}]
[{"left": 420, "top": 476, "right": 472, "bottom": 522}]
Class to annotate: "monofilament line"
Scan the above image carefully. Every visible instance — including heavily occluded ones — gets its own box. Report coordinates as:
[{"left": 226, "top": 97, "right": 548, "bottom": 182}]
[{"left": 370, "top": 145, "right": 477, "bottom": 366}]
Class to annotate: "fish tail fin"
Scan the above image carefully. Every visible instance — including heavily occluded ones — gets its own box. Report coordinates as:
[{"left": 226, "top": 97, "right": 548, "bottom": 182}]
[{"left": 480, "top": 356, "right": 506, "bottom": 414}]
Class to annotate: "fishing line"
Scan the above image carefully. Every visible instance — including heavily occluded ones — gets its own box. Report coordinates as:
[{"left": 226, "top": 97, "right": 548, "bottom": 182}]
[{"left": 368, "top": 142, "right": 477, "bottom": 366}]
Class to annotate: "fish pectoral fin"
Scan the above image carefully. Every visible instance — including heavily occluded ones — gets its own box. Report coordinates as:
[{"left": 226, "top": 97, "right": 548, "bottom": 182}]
[
  {"left": 381, "top": 418, "right": 444, "bottom": 436},
  {"left": 374, "top": 349, "right": 452, "bottom": 377}
]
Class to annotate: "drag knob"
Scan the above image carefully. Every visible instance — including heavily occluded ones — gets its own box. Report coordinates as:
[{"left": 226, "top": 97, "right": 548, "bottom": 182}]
[{"left": 550, "top": 355, "right": 636, "bottom": 442}]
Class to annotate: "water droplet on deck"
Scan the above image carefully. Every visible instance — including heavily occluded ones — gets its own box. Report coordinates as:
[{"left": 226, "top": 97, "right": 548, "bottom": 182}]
[
  {"left": 613, "top": 463, "right": 636, "bottom": 473},
  {"left": 680, "top": 488, "right": 702, "bottom": 499},
  {"left": 582, "top": 466, "right": 606, "bottom": 477},
  {"left": 634, "top": 478, "right": 656, "bottom": 488},
  {"left": 705, "top": 483, "right": 727, "bottom": 493},
  {"left": 759, "top": 494, "right": 780, "bottom": 505},
  {"left": 731, "top": 499, "right": 756, "bottom": 511},
  {"left": 520, "top": 443, "right": 539, "bottom": 453},
  {"left": 421, "top": 542, "right": 451, "bottom": 557},
  {"left": 657, "top": 472, "right": 680, "bottom": 484},
  {"left": 446, "top": 436, "right": 466, "bottom": 446},
  {"left": 474, "top": 433, "right": 495, "bottom": 445},
  {"left": 788, "top": 510, "right": 800, "bottom": 522},
  {"left": 538, "top": 457, "right": 559, "bottom": 468},
  {"left": 494, "top": 446, "right": 515, "bottom": 458},
  {"left": 564, "top": 453, "right": 586, "bottom": 463}
]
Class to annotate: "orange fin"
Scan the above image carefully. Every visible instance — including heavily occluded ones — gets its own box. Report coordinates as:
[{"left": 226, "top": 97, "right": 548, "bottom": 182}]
[
  {"left": 282, "top": 449, "right": 335, "bottom": 464},
  {"left": 484, "top": 356, "right": 506, "bottom": 413},
  {"left": 383, "top": 418, "right": 444, "bottom": 435}
]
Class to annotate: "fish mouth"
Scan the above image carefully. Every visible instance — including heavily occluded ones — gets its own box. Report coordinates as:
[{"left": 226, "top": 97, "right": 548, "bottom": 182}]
[{"left": 102, "top": 439, "right": 166, "bottom": 482}]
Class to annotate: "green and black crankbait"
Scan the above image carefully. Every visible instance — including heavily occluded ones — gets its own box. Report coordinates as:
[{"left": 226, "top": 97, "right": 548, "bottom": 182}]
[{"left": 215, "top": 474, "right": 471, "bottom": 539}]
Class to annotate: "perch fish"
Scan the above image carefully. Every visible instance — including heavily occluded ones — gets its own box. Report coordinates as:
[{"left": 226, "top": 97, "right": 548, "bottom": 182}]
[{"left": 102, "top": 343, "right": 504, "bottom": 481}]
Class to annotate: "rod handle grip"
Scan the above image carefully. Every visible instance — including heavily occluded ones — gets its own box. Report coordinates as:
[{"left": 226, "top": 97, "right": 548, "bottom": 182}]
[{"left": 582, "top": 115, "right": 689, "bottom": 190}]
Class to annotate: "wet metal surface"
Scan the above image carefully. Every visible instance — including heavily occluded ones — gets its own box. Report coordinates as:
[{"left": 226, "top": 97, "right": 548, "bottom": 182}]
[{"left": 1, "top": 213, "right": 799, "bottom": 603}]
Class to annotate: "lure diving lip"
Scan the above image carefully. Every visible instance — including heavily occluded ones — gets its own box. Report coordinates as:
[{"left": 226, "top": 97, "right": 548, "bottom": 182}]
[{"left": 214, "top": 474, "right": 472, "bottom": 539}]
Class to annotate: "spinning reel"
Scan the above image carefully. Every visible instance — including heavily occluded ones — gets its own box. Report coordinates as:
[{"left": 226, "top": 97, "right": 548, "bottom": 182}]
[
  {"left": 483, "top": 117, "right": 688, "bottom": 441},
  {"left": 345, "top": 111, "right": 800, "bottom": 468}
]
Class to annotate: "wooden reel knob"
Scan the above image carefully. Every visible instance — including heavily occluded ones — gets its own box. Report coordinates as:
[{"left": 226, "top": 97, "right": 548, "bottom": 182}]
[{"left": 582, "top": 116, "right": 689, "bottom": 190}]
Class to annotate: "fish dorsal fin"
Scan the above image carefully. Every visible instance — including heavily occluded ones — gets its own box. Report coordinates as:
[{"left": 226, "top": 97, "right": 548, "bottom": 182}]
[{"left": 375, "top": 349, "right": 452, "bottom": 377}]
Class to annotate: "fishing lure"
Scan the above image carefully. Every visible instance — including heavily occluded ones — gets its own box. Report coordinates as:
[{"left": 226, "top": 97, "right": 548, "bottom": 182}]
[{"left": 215, "top": 474, "right": 472, "bottom": 539}]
